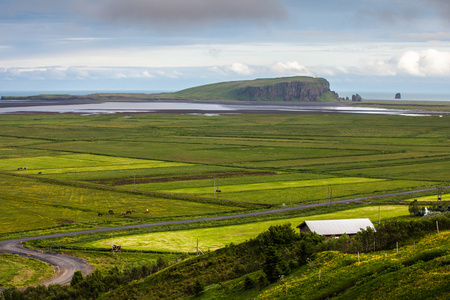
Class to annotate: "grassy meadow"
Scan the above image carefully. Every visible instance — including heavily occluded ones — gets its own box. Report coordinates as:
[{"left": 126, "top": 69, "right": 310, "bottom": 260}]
[
  {"left": 0, "top": 112, "right": 448, "bottom": 238},
  {"left": 0, "top": 110, "right": 449, "bottom": 296},
  {"left": 85, "top": 205, "right": 409, "bottom": 253},
  {"left": 199, "top": 232, "right": 450, "bottom": 300},
  {"left": 0, "top": 253, "right": 54, "bottom": 287}
]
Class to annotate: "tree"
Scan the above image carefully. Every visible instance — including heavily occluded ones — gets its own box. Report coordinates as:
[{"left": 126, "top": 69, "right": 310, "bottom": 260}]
[
  {"left": 70, "top": 270, "right": 83, "bottom": 286},
  {"left": 244, "top": 276, "right": 256, "bottom": 290},
  {"left": 257, "top": 273, "right": 270, "bottom": 290},
  {"left": 262, "top": 245, "right": 284, "bottom": 283},
  {"left": 256, "top": 223, "right": 298, "bottom": 246},
  {"left": 409, "top": 200, "right": 420, "bottom": 216},
  {"left": 193, "top": 279, "right": 204, "bottom": 296}
]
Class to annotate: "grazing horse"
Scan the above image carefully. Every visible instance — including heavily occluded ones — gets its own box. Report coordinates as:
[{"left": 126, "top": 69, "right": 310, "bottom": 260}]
[
  {"left": 98, "top": 212, "right": 103, "bottom": 216},
  {"left": 121, "top": 212, "right": 126, "bottom": 215},
  {"left": 131, "top": 210, "right": 136, "bottom": 213},
  {"left": 126, "top": 211, "right": 132, "bottom": 214},
  {"left": 144, "top": 209, "right": 149, "bottom": 214}
]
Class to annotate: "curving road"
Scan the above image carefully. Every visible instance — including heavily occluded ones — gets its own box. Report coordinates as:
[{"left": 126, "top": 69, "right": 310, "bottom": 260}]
[
  {"left": 0, "top": 185, "right": 448, "bottom": 286},
  {"left": 0, "top": 241, "right": 93, "bottom": 286}
]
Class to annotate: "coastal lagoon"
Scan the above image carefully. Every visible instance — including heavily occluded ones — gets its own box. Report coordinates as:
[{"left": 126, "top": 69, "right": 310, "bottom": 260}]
[{"left": 0, "top": 100, "right": 442, "bottom": 116}]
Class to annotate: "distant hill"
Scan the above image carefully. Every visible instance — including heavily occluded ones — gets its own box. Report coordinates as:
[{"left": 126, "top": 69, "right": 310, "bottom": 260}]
[
  {"left": 173, "top": 76, "right": 341, "bottom": 102},
  {"left": 1, "top": 76, "right": 341, "bottom": 102}
]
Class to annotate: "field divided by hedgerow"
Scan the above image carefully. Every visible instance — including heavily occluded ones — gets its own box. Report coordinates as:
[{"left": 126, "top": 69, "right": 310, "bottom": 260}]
[
  {"left": 0, "top": 173, "right": 240, "bottom": 234},
  {"left": 0, "top": 113, "right": 448, "bottom": 235},
  {"left": 84, "top": 205, "right": 408, "bottom": 252}
]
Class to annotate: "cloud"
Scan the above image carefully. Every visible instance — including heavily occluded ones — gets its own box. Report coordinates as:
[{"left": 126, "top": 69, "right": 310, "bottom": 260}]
[
  {"left": 352, "top": 0, "right": 450, "bottom": 28},
  {"left": 357, "top": 49, "right": 450, "bottom": 77},
  {"left": 271, "top": 61, "right": 312, "bottom": 76},
  {"left": 391, "top": 32, "right": 450, "bottom": 41},
  {"left": 228, "top": 63, "right": 254, "bottom": 75},
  {"left": 430, "top": 0, "right": 450, "bottom": 23},
  {"left": 0, "top": 66, "right": 160, "bottom": 81},
  {"left": 75, "top": 0, "right": 286, "bottom": 29}
]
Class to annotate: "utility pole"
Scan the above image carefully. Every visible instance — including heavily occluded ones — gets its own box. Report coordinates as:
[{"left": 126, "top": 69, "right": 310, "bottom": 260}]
[
  {"left": 379, "top": 206, "right": 381, "bottom": 225},
  {"left": 214, "top": 178, "right": 221, "bottom": 199},
  {"left": 327, "top": 187, "right": 333, "bottom": 206},
  {"left": 437, "top": 187, "right": 442, "bottom": 206}
]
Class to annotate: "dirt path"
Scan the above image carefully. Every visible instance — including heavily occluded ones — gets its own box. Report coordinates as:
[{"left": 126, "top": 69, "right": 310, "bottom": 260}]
[
  {"left": 0, "top": 185, "right": 448, "bottom": 286},
  {"left": 0, "top": 240, "right": 93, "bottom": 286}
]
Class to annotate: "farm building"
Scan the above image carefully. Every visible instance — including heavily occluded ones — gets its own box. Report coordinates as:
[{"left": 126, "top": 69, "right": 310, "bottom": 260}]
[{"left": 297, "top": 218, "right": 375, "bottom": 239}]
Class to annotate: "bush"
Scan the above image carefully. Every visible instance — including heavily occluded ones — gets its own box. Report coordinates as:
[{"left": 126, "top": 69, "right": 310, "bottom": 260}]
[
  {"left": 244, "top": 276, "right": 256, "bottom": 290},
  {"left": 257, "top": 273, "right": 269, "bottom": 290},
  {"left": 70, "top": 270, "right": 83, "bottom": 286},
  {"left": 193, "top": 279, "right": 204, "bottom": 296},
  {"left": 256, "top": 223, "right": 299, "bottom": 246}
]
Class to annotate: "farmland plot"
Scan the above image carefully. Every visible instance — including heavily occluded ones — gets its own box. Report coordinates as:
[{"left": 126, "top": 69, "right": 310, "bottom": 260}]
[
  {"left": 85, "top": 205, "right": 408, "bottom": 252},
  {"left": 0, "top": 112, "right": 448, "bottom": 235},
  {"left": 0, "top": 174, "right": 241, "bottom": 234}
]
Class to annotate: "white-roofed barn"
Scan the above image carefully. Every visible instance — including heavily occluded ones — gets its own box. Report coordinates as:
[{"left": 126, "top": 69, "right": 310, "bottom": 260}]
[{"left": 296, "top": 218, "right": 375, "bottom": 239}]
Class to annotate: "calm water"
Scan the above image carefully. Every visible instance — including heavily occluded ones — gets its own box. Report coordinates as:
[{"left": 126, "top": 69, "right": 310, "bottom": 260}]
[{"left": 0, "top": 100, "right": 445, "bottom": 117}]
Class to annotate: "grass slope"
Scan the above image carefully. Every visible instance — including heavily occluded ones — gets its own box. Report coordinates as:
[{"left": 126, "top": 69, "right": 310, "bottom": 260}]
[
  {"left": 100, "top": 229, "right": 449, "bottom": 300},
  {"left": 172, "top": 76, "right": 335, "bottom": 101},
  {"left": 0, "top": 253, "right": 53, "bottom": 287}
]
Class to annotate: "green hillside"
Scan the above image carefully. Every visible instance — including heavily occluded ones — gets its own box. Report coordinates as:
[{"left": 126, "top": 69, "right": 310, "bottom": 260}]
[
  {"left": 172, "top": 76, "right": 340, "bottom": 101},
  {"left": 98, "top": 217, "right": 448, "bottom": 300}
]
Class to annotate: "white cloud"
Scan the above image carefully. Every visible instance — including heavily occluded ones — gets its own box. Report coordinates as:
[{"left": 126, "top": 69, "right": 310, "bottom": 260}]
[
  {"left": 394, "top": 49, "right": 450, "bottom": 76},
  {"left": 0, "top": 66, "right": 161, "bottom": 81},
  {"left": 355, "top": 49, "right": 450, "bottom": 77},
  {"left": 397, "top": 51, "right": 423, "bottom": 76},
  {"left": 228, "top": 63, "right": 254, "bottom": 75},
  {"left": 271, "top": 61, "right": 312, "bottom": 76}
]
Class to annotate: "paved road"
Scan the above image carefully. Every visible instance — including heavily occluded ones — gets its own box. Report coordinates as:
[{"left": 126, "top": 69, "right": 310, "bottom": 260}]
[{"left": 0, "top": 185, "right": 448, "bottom": 286}]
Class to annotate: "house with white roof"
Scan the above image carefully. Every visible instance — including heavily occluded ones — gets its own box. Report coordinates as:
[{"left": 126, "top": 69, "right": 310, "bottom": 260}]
[{"left": 296, "top": 218, "right": 375, "bottom": 239}]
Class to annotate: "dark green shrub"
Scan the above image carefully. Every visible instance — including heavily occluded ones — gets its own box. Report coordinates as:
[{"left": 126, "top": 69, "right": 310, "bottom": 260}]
[
  {"left": 70, "top": 270, "right": 83, "bottom": 286},
  {"left": 256, "top": 223, "right": 299, "bottom": 246},
  {"left": 258, "top": 273, "right": 269, "bottom": 289},
  {"left": 262, "top": 245, "right": 283, "bottom": 283},
  {"left": 193, "top": 279, "right": 204, "bottom": 296},
  {"left": 244, "top": 276, "right": 256, "bottom": 290}
]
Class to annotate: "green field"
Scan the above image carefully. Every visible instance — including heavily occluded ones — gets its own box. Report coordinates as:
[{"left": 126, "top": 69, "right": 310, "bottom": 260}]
[
  {"left": 0, "top": 110, "right": 449, "bottom": 295},
  {"left": 0, "top": 153, "right": 190, "bottom": 174},
  {"left": 405, "top": 193, "right": 450, "bottom": 202},
  {"left": 0, "top": 112, "right": 448, "bottom": 236},
  {"left": 86, "top": 205, "right": 408, "bottom": 252},
  {"left": 0, "top": 173, "right": 241, "bottom": 234},
  {"left": 0, "top": 253, "right": 53, "bottom": 287}
]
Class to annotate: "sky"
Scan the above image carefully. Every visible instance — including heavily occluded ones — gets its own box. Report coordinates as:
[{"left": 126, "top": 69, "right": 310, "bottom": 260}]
[{"left": 1, "top": 0, "right": 450, "bottom": 97}]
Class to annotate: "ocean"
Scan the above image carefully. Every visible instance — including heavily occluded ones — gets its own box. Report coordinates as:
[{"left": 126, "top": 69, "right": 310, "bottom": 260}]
[
  {"left": 1, "top": 90, "right": 450, "bottom": 102},
  {"left": 338, "top": 91, "right": 450, "bottom": 102},
  {"left": 0, "top": 90, "right": 170, "bottom": 97}
]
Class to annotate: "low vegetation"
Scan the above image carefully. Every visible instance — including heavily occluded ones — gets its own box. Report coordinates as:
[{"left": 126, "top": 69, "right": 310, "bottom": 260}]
[
  {"left": 2, "top": 216, "right": 448, "bottom": 299},
  {"left": 82, "top": 205, "right": 408, "bottom": 252},
  {"left": 0, "top": 253, "right": 53, "bottom": 288},
  {"left": 0, "top": 110, "right": 448, "bottom": 297}
]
